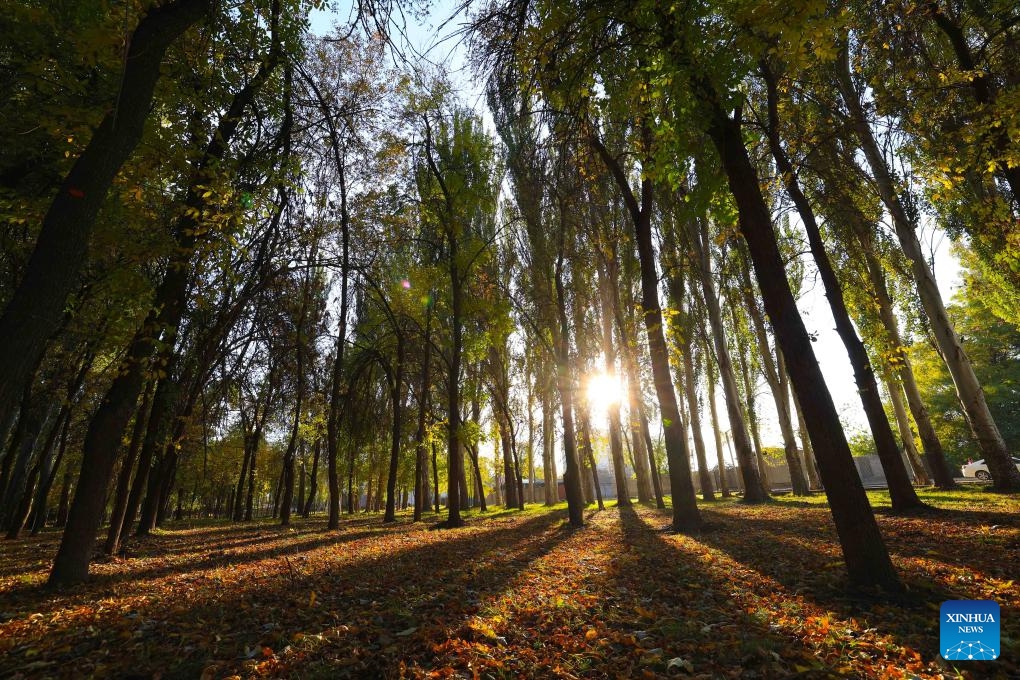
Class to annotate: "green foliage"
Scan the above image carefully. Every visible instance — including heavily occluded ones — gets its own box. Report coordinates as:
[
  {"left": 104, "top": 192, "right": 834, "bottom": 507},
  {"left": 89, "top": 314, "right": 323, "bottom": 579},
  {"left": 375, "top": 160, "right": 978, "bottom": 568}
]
[{"left": 909, "top": 269, "right": 1020, "bottom": 463}]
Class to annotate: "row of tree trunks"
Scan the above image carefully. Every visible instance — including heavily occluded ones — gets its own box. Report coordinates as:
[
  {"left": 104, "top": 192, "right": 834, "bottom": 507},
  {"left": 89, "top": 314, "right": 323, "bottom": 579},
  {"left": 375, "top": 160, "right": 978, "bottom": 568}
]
[
  {"left": 688, "top": 210, "right": 768, "bottom": 502},
  {"left": 811, "top": 140, "right": 956, "bottom": 490},
  {"left": 761, "top": 60, "right": 924, "bottom": 513},
  {"left": 0, "top": 0, "right": 213, "bottom": 434},
  {"left": 699, "top": 83, "right": 901, "bottom": 588},
  {"left": 589, "top": 128, "right": 701, "bottom": 531},
  {"left": 835, "top": 50, "right": 1020, "bottom": 491},
  {"left": 733, "top": 248, "right": 810, "bottom": 495},
  {"left": 597, "top": 266, "right": 632, "bottom": 507}
]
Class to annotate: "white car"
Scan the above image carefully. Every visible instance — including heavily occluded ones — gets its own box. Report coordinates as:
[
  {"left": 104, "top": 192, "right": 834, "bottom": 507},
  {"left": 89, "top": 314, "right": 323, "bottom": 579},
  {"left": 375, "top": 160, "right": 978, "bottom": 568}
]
[{"left": 961, "top": 457, "right": 1020, "bottom": 480}]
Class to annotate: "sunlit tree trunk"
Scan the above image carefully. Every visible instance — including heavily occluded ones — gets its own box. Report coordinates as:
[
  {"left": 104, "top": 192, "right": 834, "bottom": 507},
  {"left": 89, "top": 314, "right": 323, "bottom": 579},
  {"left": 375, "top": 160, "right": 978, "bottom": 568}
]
[
  {"left": 702, "top": 334, "right": 730, "bottom": 497},
  {"left": 611, "top": 260, "right": 662, "bottom": 507},
  {"left": 660, "top": 235, "right": 715, "bottom": 502},
  {"left": 597, "top": 267, "right": 631, "bottom": 506},
  {"left": 303, "top": 439, "right": 321, "bottom": 517},
  {"left": 883, "top": 374, "right": 929, "bottom": 485},
  {"left": 553, "top": 233, "right": 585, "bottom": 527},
  {"left": 848, "top": 209, "right": 955, "bottom": 489},
  {"left": 541, "top": 377, "right": 557, "bottom": 505}
]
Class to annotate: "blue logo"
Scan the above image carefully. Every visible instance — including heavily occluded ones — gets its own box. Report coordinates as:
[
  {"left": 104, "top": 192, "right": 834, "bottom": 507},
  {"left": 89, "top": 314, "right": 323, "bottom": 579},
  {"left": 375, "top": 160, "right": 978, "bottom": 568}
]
[{"left": 940, "top": 600, "right": 999, "bottom": 661}]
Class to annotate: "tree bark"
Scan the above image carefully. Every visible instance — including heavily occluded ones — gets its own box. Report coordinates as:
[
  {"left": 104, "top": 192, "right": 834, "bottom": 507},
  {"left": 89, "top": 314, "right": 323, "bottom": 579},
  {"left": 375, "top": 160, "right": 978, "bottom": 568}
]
[
  {"left": 702, "top": 335, "right": 730, "bottom": 498},
  {"left": 412, "top": 308, "right": 433, "bottom": 521},
  {"left": 850, "top": 211, "right": 956, "bottom": 489},
  {"left": 611, "top": 266, "right": 663, "bottom": 507},
  {"left": 383, "top": 336, "right": 405, "bottom": 523},
  {"left": 541, "top": 380, "right": 557, "bottom": 505},
  {"left": 734, "top": 249, "right": 810, "bottom": 495},
  {"left": 553, "top": 224, "right": 585, "bottom": 528},
  {"left": 883, "top": 373, "right": 930, "bottom": 485},
  {"left": 31, "top": 409, "right": 72, "bottom": 535},
  {"left": 49, "top": 34, "right": 283, "bottom": 585},
  {"left": 661, "top": 242, "right": 715, "bottom": 501},
  {"left": 597, "top": 266, "right": 632, "bottom": 506},
  {"left": 105, "top": 382, "right": 153, "bottom": 554},
  {"left": 689, "top": 213, "right": 768, "bottom": 501},
  {"left": 303, "top": 438, "right": 321, "bottom": 517}
]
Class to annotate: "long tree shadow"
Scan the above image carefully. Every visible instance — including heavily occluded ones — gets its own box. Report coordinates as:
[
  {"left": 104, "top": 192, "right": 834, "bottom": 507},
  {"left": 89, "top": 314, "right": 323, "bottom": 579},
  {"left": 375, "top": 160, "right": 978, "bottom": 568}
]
[
  {"left": 0, "top": 509, "right": 575, "bottom": 679},
  {"left": 705, "top": 503, "right": 1019, "bottom": 582},
  {"left": 612, "top": 506, "right": 842, "bottom": 678},
  {"left": 0, "top": 526, "right": 395, "bottom": 606},
  {"left": 637, "top": 503, "right": 1019, "bottom": 676}
]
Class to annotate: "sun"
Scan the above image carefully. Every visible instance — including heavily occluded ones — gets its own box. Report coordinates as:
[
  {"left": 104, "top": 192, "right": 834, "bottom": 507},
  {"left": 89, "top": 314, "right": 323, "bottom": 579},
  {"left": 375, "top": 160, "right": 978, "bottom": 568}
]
[{"left": 586, "top": 372, "right": 624, "bottom": 411}]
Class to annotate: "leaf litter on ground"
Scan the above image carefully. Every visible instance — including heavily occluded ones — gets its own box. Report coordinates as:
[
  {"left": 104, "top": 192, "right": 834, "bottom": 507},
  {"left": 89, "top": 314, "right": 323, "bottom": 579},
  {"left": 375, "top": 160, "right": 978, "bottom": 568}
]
[{"left": 0, "top": 489, "right": 1016, "bottom": 679}]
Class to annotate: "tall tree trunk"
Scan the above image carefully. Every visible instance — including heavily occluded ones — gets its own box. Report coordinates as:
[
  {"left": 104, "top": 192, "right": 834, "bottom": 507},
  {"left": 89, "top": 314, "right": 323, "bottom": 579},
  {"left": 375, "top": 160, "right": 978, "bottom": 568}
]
[
  {"left": 1, "top": 398, "right": 53, "bottom": 528},
  {"left": 788, "top": 369, "right": 821, "bottom": 490},
  {"left": 135, "top": 379, "right": 180, "bottom": 536},
  {"left": 281, "top": 227, "right": 311, "bottom": 528},
  {"left": 527, "top": 380, "right": 536, "bottom": 503},
  {"left": 552, "top": 231, "right": 585, "bottom": 528},
  {"left": 576, "top": 409, "right": 595, "bottom": 505},
  {"left": 883, "top": 374, "right": 930, "bottom": 485},
  {"left": 597, "top": 267, "right": 632, "bottom": 506},
  {"left": 297, "top": 459, "right": 306, "bottom": 517},
  {"left": 384, "top": 337, "right": 405, "bottom": 523},
  {"left": 445, "top": 238, "right": 465, "bottom": 526},
  {"left": 636, "top": 401, "right": 665, "bottom": 507},
  {"left": 734, "top": 249, "right": 810, "bottom": 495},
  {"left": 431, "top": 441, "right": 440, "bottom": 513},
  {"left": 850, "top": 212, "right": 955, "bottom": 489},
  {"left": 48, "top": 39, "right": 284, "bottom": 584},
  {"left": 611, "top": 240, "right": 662, "bottom": 507},
  {"left": 660, "top": 232, "right": 716, "bottom": 502},
  {"left": 466, "top": 444, "right": 488, "bottom": 512},
  {"left": 55, "top": 464, "right": 72, "bottom": 528},
  {"left": 836, "top": 50, "right": 1020, "bottom": 491},
  {"left": 680, "top": 332, "right": 715, "bottom": 501},
  {"left": 6, "top": 406, "right": 64, "bottom": 539},
  {"left": 541, "top": 377, "right": 557, "bottom": 505},
  {"left": 412, "top": 309, "right": 433, "bottom": 521},
  {"left": 232, "top": 433, "right": 253, "bottom": 520},
  {"left": 303, "top": 438, "right": 321, "bottom": 517},
  {"left": 498, "top": 414, "right": 518, "bottom": 508},
  {"left": 31, "top": 410, "right": 72, "bottom": 535},
  {"left": 105, "top": 383, "right": 153, "bottom": 554}
]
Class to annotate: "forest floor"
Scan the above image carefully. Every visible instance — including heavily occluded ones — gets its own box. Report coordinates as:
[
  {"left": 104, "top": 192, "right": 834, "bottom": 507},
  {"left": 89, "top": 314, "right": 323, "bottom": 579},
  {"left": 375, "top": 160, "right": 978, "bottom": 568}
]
[{"left": 0, "top": 489, "right": 1017, "bottom": 679}]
